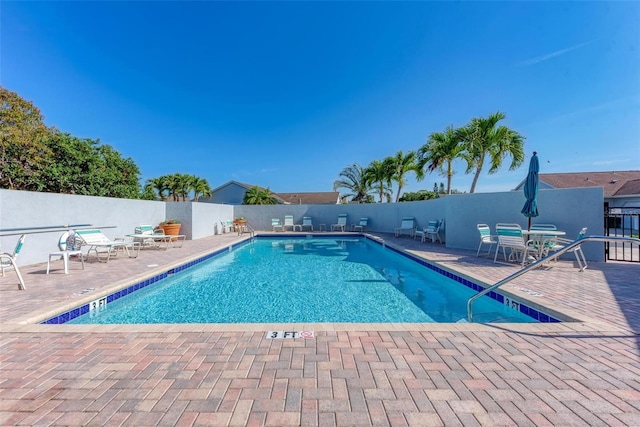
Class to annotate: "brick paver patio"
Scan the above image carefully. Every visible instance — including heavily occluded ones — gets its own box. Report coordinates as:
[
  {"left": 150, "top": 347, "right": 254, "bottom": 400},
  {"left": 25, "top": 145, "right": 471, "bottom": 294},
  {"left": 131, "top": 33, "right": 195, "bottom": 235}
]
[{"left": 1, "top": 232, "right": 639, "bottom": 426}]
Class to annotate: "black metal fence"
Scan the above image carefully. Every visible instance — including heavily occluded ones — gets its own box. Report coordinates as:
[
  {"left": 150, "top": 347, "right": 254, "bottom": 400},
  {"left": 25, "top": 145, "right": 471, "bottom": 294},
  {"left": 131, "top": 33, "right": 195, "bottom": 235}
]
[{"left": 604, "top": 207, "right": 640, "bottom": 262}]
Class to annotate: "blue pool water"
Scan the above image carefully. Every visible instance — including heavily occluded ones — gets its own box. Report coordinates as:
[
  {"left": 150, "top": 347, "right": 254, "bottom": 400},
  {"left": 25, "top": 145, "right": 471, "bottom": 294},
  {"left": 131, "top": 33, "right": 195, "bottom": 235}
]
[{"left": 67, "top": 237, "right": 539, "bottom": 324}]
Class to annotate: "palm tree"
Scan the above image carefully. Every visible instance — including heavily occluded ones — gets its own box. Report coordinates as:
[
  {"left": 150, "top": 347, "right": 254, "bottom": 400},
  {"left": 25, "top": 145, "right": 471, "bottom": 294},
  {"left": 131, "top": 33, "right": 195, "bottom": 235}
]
[
  {"left": 172, "top": 173, "right": 194, "bottom": 201},
  {"left": 243, "top": 186, "right": 277, "bottom": 205},
  {"left": 333, "top": 163, "right": 374, "bottom": 203},
  {"left": 364, "top": 160, "right": 393, "bottom": 203},
  {"left": 165, "top": 174, "right": 182, "bottom": 201},
  {"left": 417, "top": 126, "right": 464, "bottom": 195},
  {"left": 459, "top": 112, "right": 525, "bottom": 193},
  {"left": 386, "top": 151, "right": 424, "bottom": 203},
  {"left": 192, "top": 177, "right": 212, "bottom": 201},
  {"left": 144, "top": 176, "right": 169, "bottom": 200}
]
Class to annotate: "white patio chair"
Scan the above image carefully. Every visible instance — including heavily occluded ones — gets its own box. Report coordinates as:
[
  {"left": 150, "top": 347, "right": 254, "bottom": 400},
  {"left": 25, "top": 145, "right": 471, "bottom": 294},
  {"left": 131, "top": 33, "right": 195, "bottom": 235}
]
[
  {"left": 415, "top": 219, "right": 442, "bottom": 243},
  {"left": 476, "top": 224, "right": 497, "bottom": 256},
  {"left": 301, "top": 217, "right": 314, "bottom": 231},
  {"left": 218, "top": 220, "right": 234, "bottom": 234},
  {"left": 394, "top": 217, "right": 415, "bottom": 238},
  {"left": 546, "top": 227, "right": 589, "bottom": 271},
  {"left": 528, "top": 223, "right": 558, "bottom": 257},
  {"left": 283, "top": 215, "right": 301, "bottom": 231},
  {"left": 47, "top": 232, "right": 85, "bottom": 274},
  {"left": 331, "top": 214, "right": 348, "bottom": 232},
  {"left": 272, "top": 218, "right": 283, "bottom": 232},
  {"left": 494, "top": 223, "right": 537, "bottom": 266},
  {"left": 352, "top": 217, "right": 368, "bottom": 232},
  {"left": 0, "top": 234, "right": 26, "bottom": 290}
]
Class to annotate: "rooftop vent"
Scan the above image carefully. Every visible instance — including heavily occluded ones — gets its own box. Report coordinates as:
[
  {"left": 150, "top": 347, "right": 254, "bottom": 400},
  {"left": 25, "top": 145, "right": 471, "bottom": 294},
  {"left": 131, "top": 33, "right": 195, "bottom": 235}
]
[{"left": 610, "top": 180, "right": 618, "bottom": 184}]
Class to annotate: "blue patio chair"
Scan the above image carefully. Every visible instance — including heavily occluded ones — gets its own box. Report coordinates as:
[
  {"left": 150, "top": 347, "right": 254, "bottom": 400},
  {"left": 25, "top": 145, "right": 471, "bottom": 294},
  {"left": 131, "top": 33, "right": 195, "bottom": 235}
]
[
  {"left": 394, "top": 217, "right": 415, "bottom": 238},
  {"left": 494, "top": 223, "right": 536, "bottom": 266},
  {"left": 546, "top": 227, "right": 588, "bottom": 271},
  {"left": 331, "top": 214, "right": 348, "bottom": 232},
  {"left": 352, "top": 217, "right": 368, "bottom": 232},
  {"left": 271, "top": 218, "right": 283, "bottom": 232},
  {"left": 301, "top": 217, "right": 314, "bottom": 231},
  {"left": 476, "top": 224, "right": 497, "bottom": 256},
  {"left": 1, "top": 234, "right": 26, "bottom": 290}
]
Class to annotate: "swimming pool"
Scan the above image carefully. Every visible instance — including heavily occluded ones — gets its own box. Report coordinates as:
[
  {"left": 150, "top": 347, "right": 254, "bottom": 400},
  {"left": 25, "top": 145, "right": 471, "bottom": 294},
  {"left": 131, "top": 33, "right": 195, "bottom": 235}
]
[{"left": 61, "top": 236, "right": 552, "bottom": 324}]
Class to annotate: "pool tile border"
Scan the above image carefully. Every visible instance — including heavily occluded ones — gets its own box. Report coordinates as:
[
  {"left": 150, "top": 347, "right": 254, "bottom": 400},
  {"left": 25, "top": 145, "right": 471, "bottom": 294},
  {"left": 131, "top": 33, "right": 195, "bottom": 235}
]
[{"left": 42, "top": 234, "right": 560, "bottom": 325}]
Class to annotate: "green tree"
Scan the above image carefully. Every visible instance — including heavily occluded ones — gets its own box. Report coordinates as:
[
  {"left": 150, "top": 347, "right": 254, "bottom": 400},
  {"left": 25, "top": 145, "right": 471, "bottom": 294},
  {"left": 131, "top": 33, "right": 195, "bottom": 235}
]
[
  {"left": 386, "top": 151, "right": 424, "bottom": 203},
  {"left": 333, "top": 163, "right": 374, "bottom": 203},
  {"left": 459, "top": 112, "right": 525, "bottom": 193},
  {"left": 165, "top": 174, "right": 182, "bottom": 201},
  {"left": 140, "top": 185, "right": 158, "bottom": 200},
  {"left": 364, "top": 160, "right": 393, "bottom": 203},
  {"left": 38, "top": 131, "right": 141, "bottom": 198},
  {"left": 418, "top": 126, "right": 464, "bottom": 195},
  {"left": 0, "top": 86, "right": 51, "bottom": 190},
  {"left": 399, "top": 190, "right": 439, "bottom": 202},
  {"left": 243, "top": 186, "right": 277, "bottom": 205},
  {"left": 145, "top": 176, "right": 170, "bottom": 200},
  {"left": 192, "top": 177, "right": 212, "bottom": 201},
  {"left": 176, "top": 173, "right": 195, "bottom": 201},
  {"left": 95, "top": 143, "right": 142, "bottom": 199}
]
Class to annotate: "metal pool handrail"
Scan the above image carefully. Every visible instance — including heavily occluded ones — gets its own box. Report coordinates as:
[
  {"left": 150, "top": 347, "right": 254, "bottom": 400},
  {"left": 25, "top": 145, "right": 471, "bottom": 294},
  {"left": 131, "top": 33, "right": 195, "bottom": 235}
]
[
  {"left": 467, "top": 235, "right": 640, "bottom": 322},
  {"left": 0, "top": 224, "right": 93, "bottom": 236}
]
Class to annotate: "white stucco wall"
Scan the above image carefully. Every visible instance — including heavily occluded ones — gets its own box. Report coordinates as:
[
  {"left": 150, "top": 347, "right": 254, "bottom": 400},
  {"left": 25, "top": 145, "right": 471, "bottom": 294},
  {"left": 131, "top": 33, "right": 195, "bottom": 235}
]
[
  {"left": 0, "top": 190, "right": 166, "bottom": 266},
  {"left": 1, "top": 187, "right": 606, "bottom": 267}
]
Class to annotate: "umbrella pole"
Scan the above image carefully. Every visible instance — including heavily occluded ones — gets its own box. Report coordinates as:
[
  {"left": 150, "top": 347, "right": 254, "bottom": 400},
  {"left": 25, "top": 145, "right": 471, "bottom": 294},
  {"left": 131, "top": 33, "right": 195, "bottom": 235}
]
[{"left": 527, "top": 217, "right": 531, "bottom": 231}]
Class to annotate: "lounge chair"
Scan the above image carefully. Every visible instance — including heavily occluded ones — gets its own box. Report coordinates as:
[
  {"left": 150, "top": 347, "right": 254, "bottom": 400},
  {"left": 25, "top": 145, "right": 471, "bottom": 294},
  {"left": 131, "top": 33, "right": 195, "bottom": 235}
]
[
  {"left": 272, "top": 218, "right": 283, "bottom": 232},
  {"left": 331, "top": 214, "right": 348, "bottom": 232},
  {"left": 546, "top": 227, "right": 588, "bottom": 271},
  {"left": 283, "top": 215, "right": 301, "bottom": 231},
  {"left": 494, "top": 223, "right": 536, "bottom": 266},
  {"left": 394, "top": 217, "right": 415, "bottom": 238},
  {"left": 130, "top": 224, "right": 185, "bottom": 249},
  {"left": 415, "top": 219, "right": 441, "bottom": 243},
  {"left": 301, "top": 217, "right": 314, "bottom": 231},
  {"left": 131, "top": 224, "right": 161, "bottom": 249},
  {"left": 0, "top": 235, "right": 26, "bottom": 290},
  {"left": 352, "top": 218, "right": 368, "bottom": 232},
  {"left": 475, "top": 224, "right": 497, "bottom": 257},
  {"left": 75, "top": 229, "right": 139, "bottom": 263},
  {"left": 47, "top": 232, "right": 85, "bottom": 274}
]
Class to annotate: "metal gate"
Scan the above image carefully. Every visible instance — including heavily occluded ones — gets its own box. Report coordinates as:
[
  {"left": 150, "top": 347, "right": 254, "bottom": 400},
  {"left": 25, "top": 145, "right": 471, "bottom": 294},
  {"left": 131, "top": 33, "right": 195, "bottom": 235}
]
[{"left": 604, "top": 207, "right": 640, "bottom": 262}]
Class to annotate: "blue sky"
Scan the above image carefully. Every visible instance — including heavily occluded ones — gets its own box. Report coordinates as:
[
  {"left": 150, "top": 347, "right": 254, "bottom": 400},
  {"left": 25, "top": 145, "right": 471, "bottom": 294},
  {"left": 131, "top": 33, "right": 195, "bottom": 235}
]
[{"left": 3, "top": 2, "right": 639, "bottom": 197}]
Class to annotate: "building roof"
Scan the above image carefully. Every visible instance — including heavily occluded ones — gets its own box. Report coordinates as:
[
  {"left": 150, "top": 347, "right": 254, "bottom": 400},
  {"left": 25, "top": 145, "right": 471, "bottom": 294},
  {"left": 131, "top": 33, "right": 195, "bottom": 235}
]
[
  {"left": 210, "top": 180, "right": 339, "bottom": 204},
  {"left": 534, "top": 171, "right": 640, "bottom": 197},
  {"left": 210, "top": 180, "right": 256, "bottom": 193},
  {"left": 275, "top": 192, "right": 340, "bottom": 205}
]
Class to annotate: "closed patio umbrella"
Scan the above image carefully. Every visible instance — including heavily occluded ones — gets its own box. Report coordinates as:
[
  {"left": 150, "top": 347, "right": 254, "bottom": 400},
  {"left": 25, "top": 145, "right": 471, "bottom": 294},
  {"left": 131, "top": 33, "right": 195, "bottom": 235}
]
[{"left": 521, "top": 151, "right": 539, "bottom": 230}]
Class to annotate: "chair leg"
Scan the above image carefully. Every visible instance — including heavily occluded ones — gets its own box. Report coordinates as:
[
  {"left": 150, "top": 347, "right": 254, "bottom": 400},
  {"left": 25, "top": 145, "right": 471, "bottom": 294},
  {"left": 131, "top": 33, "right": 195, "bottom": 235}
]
[
  {"left": 575, "top": 247, "right": 587, "bottom": 271},
  {"left": 5, "top": 257, "right": 25, "bottom": 290}
]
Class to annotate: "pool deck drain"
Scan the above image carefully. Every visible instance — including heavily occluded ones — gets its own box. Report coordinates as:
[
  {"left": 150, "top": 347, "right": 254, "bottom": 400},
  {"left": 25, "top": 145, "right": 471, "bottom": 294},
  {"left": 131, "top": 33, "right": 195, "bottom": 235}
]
[{"left": 1, "top": 232, "right": 639, "bottom": 426}]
